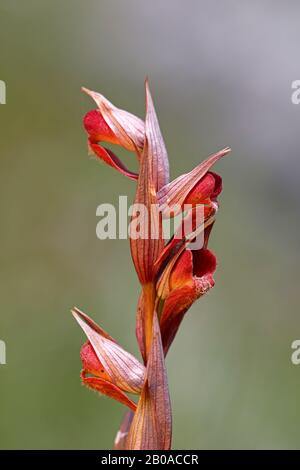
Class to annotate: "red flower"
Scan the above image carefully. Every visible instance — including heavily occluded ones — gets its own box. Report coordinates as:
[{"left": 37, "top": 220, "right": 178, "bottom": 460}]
[
  {"left": 82, "top": 87, "right": 144, "bottom": 180},
  {"left": 72, "top": 308, "right": 145, "bottom": 411}
]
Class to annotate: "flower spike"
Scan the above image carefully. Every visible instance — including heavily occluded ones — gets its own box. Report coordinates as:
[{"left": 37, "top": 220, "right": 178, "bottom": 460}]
[{"left": 75, "top": 80, "right": 229, "bottom": 449}]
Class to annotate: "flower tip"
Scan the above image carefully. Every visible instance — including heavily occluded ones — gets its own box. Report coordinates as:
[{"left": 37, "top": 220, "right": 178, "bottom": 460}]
[
  {"left": 81, "top": 87, "right": 104, "bottom": 106},
  {"left": 71, "top": 307, "right": 92, "bottom": 330},
  {"left": 81, "top": 86, "right": 92, "bottom": 96},
  {"left": 223, "top": 146, "right": 231, "bottom": 155},
  {"left": 144, "top": 78, "right": 155, "bottom": 110},
  {"left": 144, "top": 78, "right": 153, "bottom": 105},
  {"left": 71, "top": 306, "right": 80, "bottom": 319},
  {"left": 81, "top": 87, "right": 111, "bottom": 110},
  {"left": 71, "top": 307, "right": 77, "bottom": 318}
]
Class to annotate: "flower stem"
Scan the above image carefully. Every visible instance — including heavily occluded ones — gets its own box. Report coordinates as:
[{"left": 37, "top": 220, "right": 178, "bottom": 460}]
[{"left": 143, "top": 282, "right": 155, "bottom": 360}]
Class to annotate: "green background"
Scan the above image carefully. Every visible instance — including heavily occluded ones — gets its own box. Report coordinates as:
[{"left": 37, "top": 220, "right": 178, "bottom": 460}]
[{"left": 0, "top": 0, "right": 300, "bottom": 449}]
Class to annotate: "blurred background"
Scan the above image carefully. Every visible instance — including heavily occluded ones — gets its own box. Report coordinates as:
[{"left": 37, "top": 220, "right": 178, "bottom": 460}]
[{"left": 0, "top": 0, "right": 300, "bottom": 450}]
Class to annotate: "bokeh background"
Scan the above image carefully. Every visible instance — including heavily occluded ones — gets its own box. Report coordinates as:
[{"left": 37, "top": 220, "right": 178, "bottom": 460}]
[{"left": 0, "top": 0, "right": 300, "bottom": 449}]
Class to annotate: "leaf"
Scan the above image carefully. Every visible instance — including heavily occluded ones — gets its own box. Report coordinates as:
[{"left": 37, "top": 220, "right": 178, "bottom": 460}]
[
  {"left": 126, "top": 313, "right": 172, "bottom": 450},
  {"left": 144, "top": 80, "right": 169, "bottom": 191},
  {"left": 129, "top": 134, "right": 164, "bottom": 285}
]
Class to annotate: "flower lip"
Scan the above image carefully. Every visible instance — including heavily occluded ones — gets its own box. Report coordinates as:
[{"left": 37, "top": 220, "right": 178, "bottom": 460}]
[
  {"left": 209, "top": 171, "right": 223, "bottom": 200},
  {"left": 80, "top": 340, "right": 111, "bottom": 381},
  {"left": 83, "top": 109, "right": 118, "bottom": 144},
  {"left": 185, "top": 171, "right": 222, "bottom": 206},
  {"left": 192, "top": 247, "right": 217, "bottom": 279}
]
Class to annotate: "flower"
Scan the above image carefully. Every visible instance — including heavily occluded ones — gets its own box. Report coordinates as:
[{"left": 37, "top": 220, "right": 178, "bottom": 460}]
[
  {"left": 82, "top": 87, "right": 144, "bottom": 180},
  {"left": 158, "top": 246, "right": 217, "bottom": 355},
  {"left": 72, "top": 308, "right": 145, "bottom": 412}
]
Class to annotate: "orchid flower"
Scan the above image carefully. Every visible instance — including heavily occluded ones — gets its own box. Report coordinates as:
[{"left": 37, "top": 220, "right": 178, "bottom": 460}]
[
  {"left": 82, "top": 87, "right": 143, "bottom": 180},
  {"left": 74, "top": 80, "right": 230, "bottom": 449}
]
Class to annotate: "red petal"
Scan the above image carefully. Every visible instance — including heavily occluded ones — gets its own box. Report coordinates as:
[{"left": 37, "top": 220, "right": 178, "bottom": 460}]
[
  {"left": 84, "top": 110, "right": 119, "bottom": 144},
  {"left": 169, "top": 250, "right": 193, "bottom": 289},
  {"left": 154, "top": 204, "right": 217, "bottom": 281},
  {"left": 126, "top": 313, "right": 172, "bottom": 450},
  {"left": 185, "top": 171, "right": 222, "bottom": 205},
  {"left": 88, "top": 139, "right": 138, "bottom": 180},
  {"left": 80, "top": 341, "right": 111, "bottom": 381},
  {"left": 192, "top": 248, "right": 217, "bottom": 278},
  {"left": 160, "top": 285, "right": 195, "bottom": 355},
  {"left": 81, "top": 373, "right": 137, "bottom": 412},
  {"left": 159, "top": 248, "right": 216, "bottom": 355}
]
